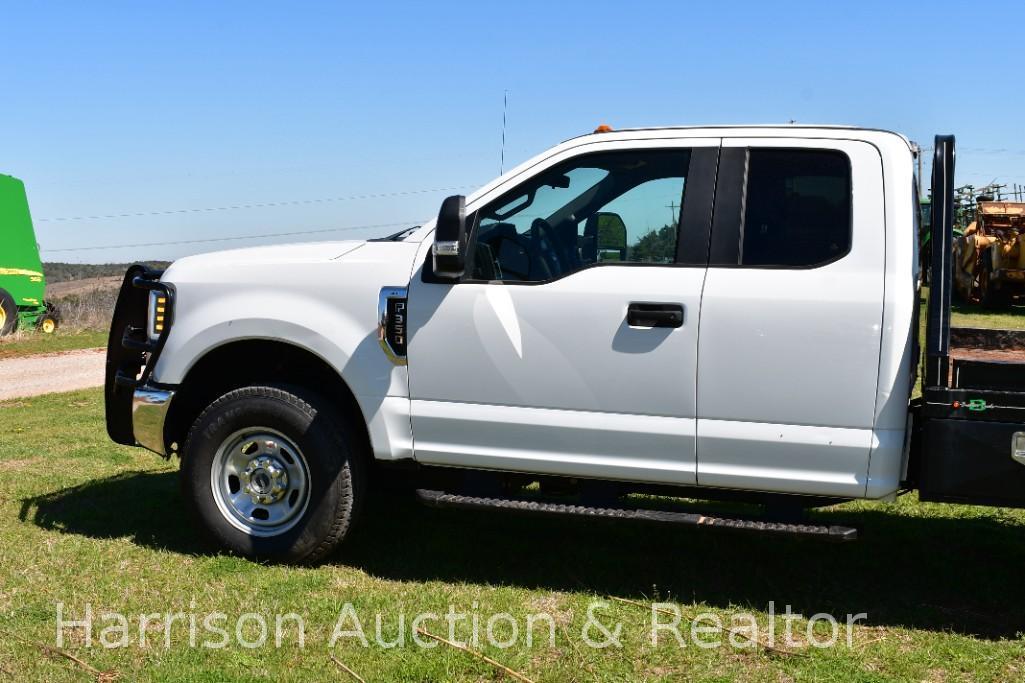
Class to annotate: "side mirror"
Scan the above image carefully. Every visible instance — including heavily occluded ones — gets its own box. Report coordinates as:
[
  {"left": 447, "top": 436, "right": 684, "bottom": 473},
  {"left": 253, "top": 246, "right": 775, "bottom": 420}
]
[
  {"left": 433, "top": 194, "right": 467, "bottom": 279},
  {"left": 583, "top": 211, "right": 628, "bottom": 262}
]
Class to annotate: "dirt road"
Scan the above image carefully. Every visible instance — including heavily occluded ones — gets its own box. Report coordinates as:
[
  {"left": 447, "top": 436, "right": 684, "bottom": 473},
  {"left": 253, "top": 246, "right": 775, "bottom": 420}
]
[{"left": 0, "top": 348, "right": 106, "bottom": 401}]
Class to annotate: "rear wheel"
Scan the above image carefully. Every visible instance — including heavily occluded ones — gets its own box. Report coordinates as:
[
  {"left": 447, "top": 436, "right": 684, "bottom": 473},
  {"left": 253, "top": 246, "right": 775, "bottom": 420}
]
[
  {"left": 0, "top": 289, "right": 17, "bottom": 336},
  {"left": 181, "top": 385, "right": 366, "bottom": 563}
]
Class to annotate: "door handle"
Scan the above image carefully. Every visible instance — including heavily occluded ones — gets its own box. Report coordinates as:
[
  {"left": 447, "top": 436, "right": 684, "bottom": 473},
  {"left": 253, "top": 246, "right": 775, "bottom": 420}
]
[{"left": 627, "top": 303, "right": 684, "bottom": 328}]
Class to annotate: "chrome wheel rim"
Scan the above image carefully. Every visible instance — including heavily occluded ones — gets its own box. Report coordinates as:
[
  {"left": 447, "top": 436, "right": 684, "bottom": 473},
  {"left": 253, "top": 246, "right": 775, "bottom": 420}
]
[{"left": 210, "top": 428, "right": 311, "bottom": 537}]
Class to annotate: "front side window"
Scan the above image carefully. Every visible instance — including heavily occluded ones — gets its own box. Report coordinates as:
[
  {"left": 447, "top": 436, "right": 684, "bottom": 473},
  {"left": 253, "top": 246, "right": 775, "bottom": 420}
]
[
  {"left": 741, "top": 150, "right": 852, "bottom": 267},
  {"left": 469, "top": 150, "right": 691, "bottom": 282}
]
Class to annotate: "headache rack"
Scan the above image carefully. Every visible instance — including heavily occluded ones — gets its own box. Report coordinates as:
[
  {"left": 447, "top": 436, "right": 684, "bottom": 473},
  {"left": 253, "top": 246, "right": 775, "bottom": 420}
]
[{"left": 915, "top": 136, "right": 1025, "bottom": 507}]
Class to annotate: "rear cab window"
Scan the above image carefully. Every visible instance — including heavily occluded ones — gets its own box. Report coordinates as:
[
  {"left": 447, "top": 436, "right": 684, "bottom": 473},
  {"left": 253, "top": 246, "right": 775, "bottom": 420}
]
[{"left": 740, "top": 149, "right": 852, "bottom": 268}]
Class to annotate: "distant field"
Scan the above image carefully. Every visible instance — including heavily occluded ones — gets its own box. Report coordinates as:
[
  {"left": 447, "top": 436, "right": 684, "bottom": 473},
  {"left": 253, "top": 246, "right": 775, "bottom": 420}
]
[
  {"left": 46, "top": 275, "right": 122, "bottom": 298},
  {"left": 42, "top": 262, "right": 169, "bottom": 283},
  {"left": 45, "top": 278, "right": 120, "bottom": 333},
  {"left": 2, "top": 389, "right": 1025, "bottom": 681}
]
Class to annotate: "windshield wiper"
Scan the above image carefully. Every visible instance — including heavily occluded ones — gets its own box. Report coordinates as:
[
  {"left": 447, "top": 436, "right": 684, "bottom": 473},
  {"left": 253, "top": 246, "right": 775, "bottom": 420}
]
[{"left": 372, "top": 226, "right": 421, "bottom": 242}]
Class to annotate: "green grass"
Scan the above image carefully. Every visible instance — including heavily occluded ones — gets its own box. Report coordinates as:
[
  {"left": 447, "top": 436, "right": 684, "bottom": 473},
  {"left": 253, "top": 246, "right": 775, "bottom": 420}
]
[
  {"left": 916, "top": 285, "right": 1025, "bottom": 331},
  {"left": 952, "top": 299, "right": 1025, "bottom": 330},
  {"left": 3, "top": 389, "right": 1025, "bottom": 681},
  {"left": 0, "top": 329, "right": 107, "bottom": 360}
]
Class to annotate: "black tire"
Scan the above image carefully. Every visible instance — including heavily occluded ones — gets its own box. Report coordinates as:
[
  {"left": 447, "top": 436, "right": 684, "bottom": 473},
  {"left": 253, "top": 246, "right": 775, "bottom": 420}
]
[
  {"left": 0, "top": 288, "right": 18, "bottom": 336},
  {"left": 180, "top": 385, "right": 366, "bottom": 564}
]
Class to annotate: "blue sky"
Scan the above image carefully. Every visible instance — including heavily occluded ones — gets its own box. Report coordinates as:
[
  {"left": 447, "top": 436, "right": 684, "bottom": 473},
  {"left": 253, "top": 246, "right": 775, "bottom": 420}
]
[{"left": 2, "top": 1, "right": 1024, "bottom": 263}]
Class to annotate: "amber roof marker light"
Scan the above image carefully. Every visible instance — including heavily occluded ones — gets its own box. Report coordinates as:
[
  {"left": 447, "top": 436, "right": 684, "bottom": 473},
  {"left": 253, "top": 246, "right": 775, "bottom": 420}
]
[{"left": 593, "top": 124, "right": 614, "bottom": 133}]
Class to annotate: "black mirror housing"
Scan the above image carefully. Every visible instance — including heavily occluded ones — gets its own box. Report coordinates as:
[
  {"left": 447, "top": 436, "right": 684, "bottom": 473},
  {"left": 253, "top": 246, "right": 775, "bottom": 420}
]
[{"left": 433, "top": 194, "right": 467, "bottom": 279}]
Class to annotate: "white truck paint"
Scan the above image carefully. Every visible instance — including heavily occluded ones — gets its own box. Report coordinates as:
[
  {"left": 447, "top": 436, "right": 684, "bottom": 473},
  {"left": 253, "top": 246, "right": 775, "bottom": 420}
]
[
  {"left": 109, "top": 125, "right": 969, "bottom": 562},
  {"left": 154, "top": 239, "right": 421, "bottom": 462},
  {"left": 156, "top": 127, "right": 915, "bottom": 499}
]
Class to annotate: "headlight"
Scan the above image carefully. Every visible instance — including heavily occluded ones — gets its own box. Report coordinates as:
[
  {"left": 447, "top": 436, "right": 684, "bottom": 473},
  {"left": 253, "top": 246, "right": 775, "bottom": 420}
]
[{"left": 147, "top": 289, "right": 169, "bottom": 341}]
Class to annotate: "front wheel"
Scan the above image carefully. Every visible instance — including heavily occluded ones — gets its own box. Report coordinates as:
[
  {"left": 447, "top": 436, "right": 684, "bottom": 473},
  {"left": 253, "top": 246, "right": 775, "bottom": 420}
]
[
  {"left": 181, "top": 385, "right": 365, "bottom": 563},
  {"left": 36, "top": 313, "right": 58, "bottom": 334}
]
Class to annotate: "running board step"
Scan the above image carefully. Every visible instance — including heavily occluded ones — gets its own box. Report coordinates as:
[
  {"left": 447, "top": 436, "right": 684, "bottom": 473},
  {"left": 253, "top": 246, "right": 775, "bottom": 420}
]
[{"left": 415, "top": 489, "right": 857, "bottom": 542}]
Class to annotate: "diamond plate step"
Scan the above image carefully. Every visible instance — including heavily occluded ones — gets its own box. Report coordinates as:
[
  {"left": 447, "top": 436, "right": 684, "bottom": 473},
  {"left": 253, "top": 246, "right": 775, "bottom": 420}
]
[{"left": 415, "top": 489, "right": 857, "bottom": 541}]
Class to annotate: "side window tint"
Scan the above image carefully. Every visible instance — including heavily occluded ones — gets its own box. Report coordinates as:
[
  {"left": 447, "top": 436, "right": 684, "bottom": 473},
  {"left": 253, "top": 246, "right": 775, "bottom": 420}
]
[
  {"left": 470, "top": 150, "right": 690, "bottom": 282},
  {"left": 741, "top": 150, "right": 851, "bottom": 267}
]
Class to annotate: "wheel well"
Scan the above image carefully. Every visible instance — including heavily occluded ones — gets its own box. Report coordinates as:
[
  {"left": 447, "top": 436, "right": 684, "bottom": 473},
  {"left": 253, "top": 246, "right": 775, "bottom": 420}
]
[{"left": 164, "top": 340, "right": 371, "bottom": 459}]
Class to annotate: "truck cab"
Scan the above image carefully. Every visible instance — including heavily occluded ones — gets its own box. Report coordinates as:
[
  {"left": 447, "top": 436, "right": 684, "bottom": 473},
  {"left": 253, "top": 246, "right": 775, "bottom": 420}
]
[{"left": 105, "top": 126, "right": 1025, "bottom": 563}]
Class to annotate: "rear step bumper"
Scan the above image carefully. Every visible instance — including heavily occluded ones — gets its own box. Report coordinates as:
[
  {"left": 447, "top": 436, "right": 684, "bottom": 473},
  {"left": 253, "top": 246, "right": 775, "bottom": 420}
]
[{"left": 415, "top": 489, "right": 857, "bottom": 542}]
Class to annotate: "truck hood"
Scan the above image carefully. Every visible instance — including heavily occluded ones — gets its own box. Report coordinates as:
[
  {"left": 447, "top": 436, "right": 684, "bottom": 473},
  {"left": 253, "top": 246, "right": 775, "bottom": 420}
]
[
  {"left": 159, "top": 238, "right": 369, "bottom": 280},
  {"left": 163, "top": 240, "right": 366, "bottom": 276}
]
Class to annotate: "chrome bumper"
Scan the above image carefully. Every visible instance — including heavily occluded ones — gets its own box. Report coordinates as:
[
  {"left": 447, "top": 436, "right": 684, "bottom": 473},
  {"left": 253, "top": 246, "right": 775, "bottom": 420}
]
[{"left": 132, "top": 385, "right": 175, "bottom": 456}]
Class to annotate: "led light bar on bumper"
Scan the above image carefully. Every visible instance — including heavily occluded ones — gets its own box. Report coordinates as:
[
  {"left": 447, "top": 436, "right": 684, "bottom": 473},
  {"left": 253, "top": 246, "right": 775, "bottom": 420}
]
[{"left": 148, "top": 289, "right": 169, "bottom": 341}]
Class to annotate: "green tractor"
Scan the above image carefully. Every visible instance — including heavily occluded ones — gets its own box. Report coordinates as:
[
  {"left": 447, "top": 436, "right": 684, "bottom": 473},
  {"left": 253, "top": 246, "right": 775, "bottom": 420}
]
[{"left": 0, "top": 174, "right": 58, "bottom": 336}]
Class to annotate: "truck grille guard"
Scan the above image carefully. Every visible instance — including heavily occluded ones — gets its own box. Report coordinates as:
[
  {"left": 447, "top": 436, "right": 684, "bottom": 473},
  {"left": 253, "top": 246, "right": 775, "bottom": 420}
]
[{"left": 104, "top": 265, "right": 176, "bottom": 445}]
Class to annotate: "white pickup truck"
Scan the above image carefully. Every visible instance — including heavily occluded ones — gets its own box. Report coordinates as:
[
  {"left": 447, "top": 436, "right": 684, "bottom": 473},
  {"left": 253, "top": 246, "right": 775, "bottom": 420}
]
[{"left": 106, "top": 127, "right": 1025, "bottom": 563}]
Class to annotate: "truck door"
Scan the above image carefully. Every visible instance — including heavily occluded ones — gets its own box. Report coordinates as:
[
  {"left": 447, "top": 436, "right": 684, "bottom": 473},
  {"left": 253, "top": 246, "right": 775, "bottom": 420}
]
[
  {"left": 695, "top": 138, "right": 886, "bottom": 497},
  {"left": 406, "top": 139, "right": 719, "bottom": 485}
]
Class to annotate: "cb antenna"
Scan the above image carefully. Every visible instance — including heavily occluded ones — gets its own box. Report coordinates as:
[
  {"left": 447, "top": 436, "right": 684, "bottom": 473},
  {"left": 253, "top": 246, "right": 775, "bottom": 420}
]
[{"left": 500, "top": 90, "right": 508, "bottom": 175}]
